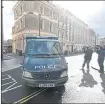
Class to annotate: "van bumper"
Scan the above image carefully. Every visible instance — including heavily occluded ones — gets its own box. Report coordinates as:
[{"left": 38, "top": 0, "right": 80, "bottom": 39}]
[{"left": 22, "top": 76, "right": 68, "bottom": 87}]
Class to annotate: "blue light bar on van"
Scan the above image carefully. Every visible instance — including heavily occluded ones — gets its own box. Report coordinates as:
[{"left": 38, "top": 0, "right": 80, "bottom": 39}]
[{"left": 25, "top": 36, "right": 58, "bottom": 40}]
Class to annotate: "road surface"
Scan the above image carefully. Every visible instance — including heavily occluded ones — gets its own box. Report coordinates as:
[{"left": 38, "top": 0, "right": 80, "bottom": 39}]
[{"left": 1, "top": 53, "right": 105, "bottom": 103}]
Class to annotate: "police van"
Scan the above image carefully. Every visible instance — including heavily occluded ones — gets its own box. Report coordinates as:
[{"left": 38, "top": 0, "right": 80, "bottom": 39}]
[{"left": 22, "top": 36, "right": 68, "bottom": 87}]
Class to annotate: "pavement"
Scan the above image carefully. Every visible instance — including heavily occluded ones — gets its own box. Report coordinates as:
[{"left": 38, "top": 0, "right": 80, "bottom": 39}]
[
  {"left": 2, "top": 53, "right": 23, "bottom": 72},
  {"left": 3, "top": 53, "right": 13, "bottom": 60},
  {"left": 1, "top": 53, "right": 105, "bottom": 103}
]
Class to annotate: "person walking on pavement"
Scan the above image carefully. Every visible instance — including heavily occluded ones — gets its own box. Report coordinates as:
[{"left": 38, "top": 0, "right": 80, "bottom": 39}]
[
  {"left": 96, "top": 45, "right": 105, "bottom": 73},
  {"left": 82, "top": 46, "right": 93, "bottom": 70}
]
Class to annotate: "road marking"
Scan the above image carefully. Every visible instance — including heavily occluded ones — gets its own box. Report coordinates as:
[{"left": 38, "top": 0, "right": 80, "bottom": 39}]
[
  {"left": 2, "top": 98, "right": 8, "bottom": 103},
  {"left": 2, "top": 81, "right": 21, "bottom": 93},
  {"left": 20, "top": 88, "right": 48, "bottom": 104},
  {"left": 2, "top": 74, "right": 10, "bottom": 80},
  {"left": 2, "top": 81, "right": 15, "bottom": 86},
  {"left": 14, "top": 88, "right": 48, "bottom": 104},
  {"left": 2, "top": 85, "right": 22, "bottom": 93},
  {"left": 8, "top": 74, "right": 16, "bottom": 82},
  {"left": 2, "top": 65, "right": 22, "bottom": 72},
  {"left": 13, "top": 88, "right": 45, "bottom": 104},
  {"left": 2, "top": 74, "right": 9, "bottom": 77},
  {"left": 2, "top": 74, "right": 22, "bottom": 94},
  {"left": 2, "top": 77, "right": 11, "bottom": 81}
]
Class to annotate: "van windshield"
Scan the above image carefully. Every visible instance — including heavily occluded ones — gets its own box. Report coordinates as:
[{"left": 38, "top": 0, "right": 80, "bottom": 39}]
[{"left": 25, "top": 40, "right": 63, "bottom": 55}]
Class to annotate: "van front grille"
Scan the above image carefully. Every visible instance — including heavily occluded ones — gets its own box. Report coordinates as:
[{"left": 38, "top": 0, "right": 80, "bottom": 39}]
[{"left": 31, "top": 71, "right": 62, "bottom": 80}]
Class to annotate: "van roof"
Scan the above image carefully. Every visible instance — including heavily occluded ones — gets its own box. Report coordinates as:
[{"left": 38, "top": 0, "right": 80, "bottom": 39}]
[{"left": 25, "top": 36, "right": 58, "bottom": 40}]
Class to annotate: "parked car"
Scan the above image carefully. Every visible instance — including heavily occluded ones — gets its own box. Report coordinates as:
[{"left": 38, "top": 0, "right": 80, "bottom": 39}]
[{"left": 3, "top": 50, "right": 6, "bottom": 54}]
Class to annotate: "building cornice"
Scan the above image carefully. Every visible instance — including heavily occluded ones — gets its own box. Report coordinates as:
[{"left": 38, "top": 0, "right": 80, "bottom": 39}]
[
  {"left": 12, "top": 29, "right": 56, "bottom": 39},
  {"left": 40, "top": 1, "right": 65, "bottom": 15},
  {"left": 13, "top": 1, "right": 23, "bottom": 11},
  {"left": 13, "top": 11, "right": 58, "bottom": 25}
]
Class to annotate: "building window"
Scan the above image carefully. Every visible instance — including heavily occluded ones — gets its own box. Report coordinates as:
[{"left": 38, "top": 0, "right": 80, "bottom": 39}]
[
  {"left": 49, "top": 22, "right": 52, "bottom": 32},
  {"left": 21, "top": 19, "right": 23, "bottom": 23},
  {"left": 62, "top": 32, "right": 64, "bottom": 40},
  {"left": 58, "top": 14, "right": 60, "bottom": 19},
  {"left": 21, "top": 19, "right": 23, "bottom": 29},
  {"left": 40, "top": 19, "right": 44, "bottom": 30},
  {"left": 62, "top": 22, "right": 64, "bottom": 28},
  {"left": 58, "top": 30, "right": 60, "bottom": 37},
  {"left": 14, "top": 12, "right": 16, "bottom": 19},
  {"left": 40, "top": 5, "right": 43, "bottom": 14},
  {"left": 45, "top": 0, "right": 49, "bottom": 2},
  {"left": 49, "top": 10, "right": 53, "bottom": 18},
  {"left": 16, "top": 25, "right": 18, "bottom": 31},
  {"left": 63, "top": 42, "right": 65, "bottom": 46},
  {"left": 20, "top": 6, "right": 22, "bottom": 15},
  {"left": 53, "top": 12, "right": 57, "bottom": 20},
  {"left": 66, "top": 31, "right": 69, "bottom": 41},
  {"left": 69, "top": 31, "right": 71, "bottom": 41},
  {"left": 16, "top": 10, "right": 18, "bottom": 18},
  {"left": 58, "top": 20, "right": 60, "bottom": 28},
  {"left": 44, "top": 6, "right": 49, "bottom": 17},
  {"left": 65, "top": 16, "right": 67, "bottom": 23}
]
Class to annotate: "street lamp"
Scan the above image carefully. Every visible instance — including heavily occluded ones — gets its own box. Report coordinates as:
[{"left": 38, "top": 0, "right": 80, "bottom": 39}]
[
  {"left": 71, "top": 32, "right": 74, "bottom": 52},
  {"left": 38, "top": 14, "right": 41, "bottom": 36},
  {"left": 95, "top": 36, "right": 96, "bottom": 47},
  {"left": 94, "top": 34, "right": 97, "bottom": 48},
  {"left": 1, "top": 5, "right": 4, "bottom": 61},
  {"left": 71, "top": 21, "right": 74, "bottom": 52}
]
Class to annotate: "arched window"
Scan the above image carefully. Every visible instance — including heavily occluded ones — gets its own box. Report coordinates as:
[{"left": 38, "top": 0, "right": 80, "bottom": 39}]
[{"left": 49, "top": 22, "right": 52, "bottom": 32}]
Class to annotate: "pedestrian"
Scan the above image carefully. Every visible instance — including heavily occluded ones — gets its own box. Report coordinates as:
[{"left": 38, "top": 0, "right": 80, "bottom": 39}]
[
  {"left": 82, "top": 46, "right": 93, "bottom": 70},
  {"left": 96, "top": 45, "right": 105, "bottom": 73}
]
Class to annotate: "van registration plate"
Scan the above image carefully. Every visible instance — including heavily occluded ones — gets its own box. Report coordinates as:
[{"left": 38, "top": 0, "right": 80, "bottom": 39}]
[{"left": 39, "top": 84, "right": 55, "bottom": 87}]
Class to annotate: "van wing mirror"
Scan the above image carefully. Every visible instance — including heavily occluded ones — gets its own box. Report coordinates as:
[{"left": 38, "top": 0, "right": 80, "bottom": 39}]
[
  {"left": 20, "top": 62, "right": 23, "bottom": 65},
  {"left": 20, "top": 60, "right": 24, "bottom": 65}
]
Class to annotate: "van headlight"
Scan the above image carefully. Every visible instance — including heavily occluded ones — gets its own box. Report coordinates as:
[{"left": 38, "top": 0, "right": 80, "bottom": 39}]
[
  {"left": 60, "top": 71, "right": 68, "bottom": 78},
  {"left": 23, "top": 71, "right": 33, "bottom": 78}
]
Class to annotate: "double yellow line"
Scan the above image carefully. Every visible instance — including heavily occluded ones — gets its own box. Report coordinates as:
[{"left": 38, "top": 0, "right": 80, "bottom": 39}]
[{"left": 14, "top": 88, "right": 48, "bottom": 104}]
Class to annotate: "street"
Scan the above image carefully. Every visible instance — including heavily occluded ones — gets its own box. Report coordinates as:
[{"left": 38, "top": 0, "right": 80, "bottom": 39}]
[{"left": 1, "top": 53, "right": 105, "bottom": 103}]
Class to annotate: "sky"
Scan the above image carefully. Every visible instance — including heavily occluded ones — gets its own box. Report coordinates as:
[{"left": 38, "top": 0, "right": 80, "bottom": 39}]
[{"left": 3, "top": 1, "right": 105, "bottom": 40}]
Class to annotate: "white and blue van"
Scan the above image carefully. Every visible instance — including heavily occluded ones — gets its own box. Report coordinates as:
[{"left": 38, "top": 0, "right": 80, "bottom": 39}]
[{"left": 22, "top": 36, "right": 68, "bottom": 87}]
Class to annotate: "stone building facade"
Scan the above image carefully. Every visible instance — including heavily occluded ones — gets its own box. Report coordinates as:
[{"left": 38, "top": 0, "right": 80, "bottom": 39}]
[
  {"left": 100, "top": 38, "right": 105, "bottom": 46},
  {"left": 12, "top": 1, "right": 100, "bottom": 54}
]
